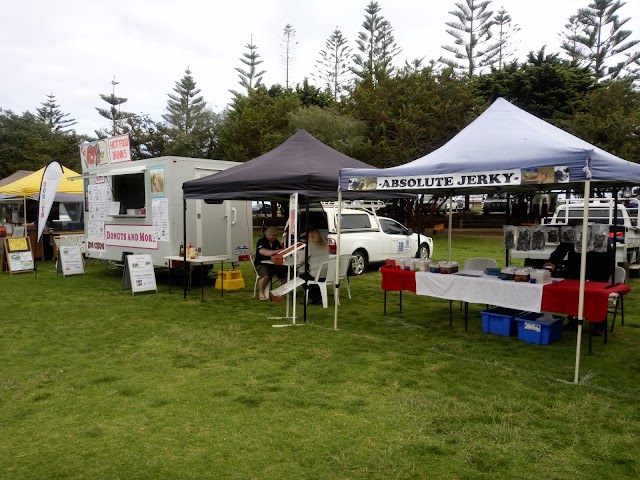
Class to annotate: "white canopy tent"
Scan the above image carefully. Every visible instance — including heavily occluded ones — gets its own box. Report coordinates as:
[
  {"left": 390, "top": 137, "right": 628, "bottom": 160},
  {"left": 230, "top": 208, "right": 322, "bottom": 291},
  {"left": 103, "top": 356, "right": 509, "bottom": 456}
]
[{"left": 338, "top": 97, "right": 640, "bottom": 384}]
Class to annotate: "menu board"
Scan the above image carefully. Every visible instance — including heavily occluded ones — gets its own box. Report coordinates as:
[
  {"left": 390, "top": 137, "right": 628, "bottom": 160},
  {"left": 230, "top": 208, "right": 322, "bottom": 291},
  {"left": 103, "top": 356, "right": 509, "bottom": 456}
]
[
  {"left": 122, "top": 254, "right": 157, "bottom": 295},
  {"left": 3, "top": 237, "right": 34, "bottom": 274},
  {"left": 57, "top": 245, "right": 85, "bottom": 276}
]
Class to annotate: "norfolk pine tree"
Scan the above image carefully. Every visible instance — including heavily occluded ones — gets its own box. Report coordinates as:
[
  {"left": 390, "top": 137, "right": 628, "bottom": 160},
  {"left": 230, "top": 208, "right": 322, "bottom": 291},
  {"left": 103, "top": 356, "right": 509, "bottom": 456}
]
[
  {"left": 36, "top": 93, "right": 77, "bottom": 132},
  {"left": 233, "top": 35, "right": 267, "bottom": 94},
  {"left": 96, "top": 76, "right": 130, "bottom": 136},
  {"left": 161, "top": 68, "right": 206, "bottom": 134},
  {"left": 281, "top": 24, "right": 298, "bottom": 89},
  {"left": 440, "top": 0, "right": 494, "bottom": 76},
  {"left": 560, "top": 0, "right": 640, "bottom": 82},
  {"left": 483, "top": 7, "right": 520, "bottom": 70},
  {"left": 313, "top": 27, "right": 352, "bottom": 100},
  {"left": 351, "top": 1, "right": 401, "bottom": 84}
]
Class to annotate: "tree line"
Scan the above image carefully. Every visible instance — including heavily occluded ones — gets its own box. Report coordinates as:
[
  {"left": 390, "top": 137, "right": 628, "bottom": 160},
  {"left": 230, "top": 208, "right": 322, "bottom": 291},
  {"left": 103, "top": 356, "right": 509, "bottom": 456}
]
[{"left": 1, "top": 0, "right": 639, "bottom": 180}]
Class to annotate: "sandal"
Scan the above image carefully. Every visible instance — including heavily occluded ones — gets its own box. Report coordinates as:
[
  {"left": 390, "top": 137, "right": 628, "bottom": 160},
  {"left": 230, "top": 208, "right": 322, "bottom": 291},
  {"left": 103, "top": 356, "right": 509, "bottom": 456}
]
[{"left": 259, "top": 295, "right": 268, "bottom": 301}]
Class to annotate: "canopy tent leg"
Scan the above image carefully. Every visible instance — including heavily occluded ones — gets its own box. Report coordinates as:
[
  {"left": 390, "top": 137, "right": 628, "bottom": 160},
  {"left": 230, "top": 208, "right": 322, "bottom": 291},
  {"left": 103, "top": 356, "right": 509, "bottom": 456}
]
[{"left": 574, "top": 180, "right": 591, "bottom": 384}]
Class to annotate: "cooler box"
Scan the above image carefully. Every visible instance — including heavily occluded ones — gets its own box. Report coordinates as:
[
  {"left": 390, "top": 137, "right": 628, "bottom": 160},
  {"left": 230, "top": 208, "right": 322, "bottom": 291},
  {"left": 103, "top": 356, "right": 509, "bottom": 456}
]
[
  {"left": 480, "top": 307, "right": 522, "bottom": 336},
  {"left": 514, "top": 312, "right": 564, "bottom": 345}
]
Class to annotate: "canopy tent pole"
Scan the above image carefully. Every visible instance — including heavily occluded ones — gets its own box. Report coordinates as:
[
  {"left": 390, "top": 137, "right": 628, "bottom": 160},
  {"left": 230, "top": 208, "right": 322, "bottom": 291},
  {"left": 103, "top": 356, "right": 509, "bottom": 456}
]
[
  {"left": 611, "top": 188, "right": 619, "bottom": 286},
  {"left": 334, "top": 188, "right": 342, "bottom": 330},
  {"left": 447, "top": 194, "right": 453, "bottom": 261},
  {"left": 505, "top": 194, "right": 511, "bottom": 267},
  {"left": 183, "top": 198, "right": 188, "bottom": 300},
  {"left": 416, "top": 195, "right": 422, "bottom": 256},
  {"left": 574, "top": 180, "right": 591, "bottom": 384}
]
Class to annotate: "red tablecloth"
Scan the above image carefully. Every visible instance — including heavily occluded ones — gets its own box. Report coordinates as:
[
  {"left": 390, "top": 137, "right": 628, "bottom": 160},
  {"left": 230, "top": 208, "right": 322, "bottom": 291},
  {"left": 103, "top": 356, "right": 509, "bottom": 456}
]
[
  {"left": 541, "top": 279, "right": 631, "bottom": 323},
  {"left": 380, "top": 266, "right": 416, "bottom": 292},
  {"left": 380, "top": 268, "right": 632, "bottom": 324}
]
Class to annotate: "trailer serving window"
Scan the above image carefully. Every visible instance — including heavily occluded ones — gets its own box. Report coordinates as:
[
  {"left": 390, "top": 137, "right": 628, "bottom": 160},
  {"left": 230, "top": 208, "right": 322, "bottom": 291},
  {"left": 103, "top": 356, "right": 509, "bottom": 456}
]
[
  {"left": 93, "top": 165, "right": 148, "bottom": 215},
  {"left": 112, "top": 173, "right": 145, "bottom": 211}
]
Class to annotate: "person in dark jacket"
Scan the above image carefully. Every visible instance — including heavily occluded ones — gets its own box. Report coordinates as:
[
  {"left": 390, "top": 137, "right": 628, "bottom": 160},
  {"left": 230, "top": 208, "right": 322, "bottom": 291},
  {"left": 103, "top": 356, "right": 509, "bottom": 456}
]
[
  {"left": 543, "top": 222, "right": 615, "bottom": 334},
  {"left": 543, "top": 241, "right": 614, "bottom": 282}
]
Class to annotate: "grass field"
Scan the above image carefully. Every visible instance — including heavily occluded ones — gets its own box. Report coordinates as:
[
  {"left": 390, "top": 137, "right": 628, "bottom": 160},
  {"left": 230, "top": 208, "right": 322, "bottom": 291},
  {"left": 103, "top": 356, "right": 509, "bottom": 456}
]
[{"left": 1, "top": 234, "right": 639, "bottom": 479}]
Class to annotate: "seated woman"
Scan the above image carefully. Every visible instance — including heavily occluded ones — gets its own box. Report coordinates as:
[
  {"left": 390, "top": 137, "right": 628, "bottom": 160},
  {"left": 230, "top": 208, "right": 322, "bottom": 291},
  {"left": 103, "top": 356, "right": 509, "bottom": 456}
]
[
  {"left": 297, "top": 228, "right": 330, "bottom": 304},
  {"left": 254, "top": 226, "right": 288, "bottom": 301}
]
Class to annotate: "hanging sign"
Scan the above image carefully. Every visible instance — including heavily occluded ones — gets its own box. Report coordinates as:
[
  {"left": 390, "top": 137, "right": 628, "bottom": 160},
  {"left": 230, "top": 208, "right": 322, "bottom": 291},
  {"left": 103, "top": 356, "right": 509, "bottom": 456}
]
[
  {"left": 57, "top": 245, "right": 84, "bottom": 276},
  {"left": 347, "top": 166, "right": 571, "bottom": 191},
  {"left": 3, "top": 237, "right": 34, "bottom": 274},
  {"left": 122, "top": 254, "right": 157, "bottom": 295}
]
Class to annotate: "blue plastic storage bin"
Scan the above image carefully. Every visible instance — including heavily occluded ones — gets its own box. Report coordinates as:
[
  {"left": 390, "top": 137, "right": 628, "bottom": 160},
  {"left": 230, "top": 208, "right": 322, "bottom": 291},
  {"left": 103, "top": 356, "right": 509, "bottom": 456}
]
[
  {"left": 480, "top": 307, "right": 522, "bottom": 336},
  {"left": 514, "top": 312, "right": 564, "bottom": 345}
]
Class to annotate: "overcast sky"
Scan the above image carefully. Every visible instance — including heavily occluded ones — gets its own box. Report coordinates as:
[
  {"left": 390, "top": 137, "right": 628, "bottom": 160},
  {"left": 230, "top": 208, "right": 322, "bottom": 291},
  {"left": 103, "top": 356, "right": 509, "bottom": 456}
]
[{"left": 1, "top": 0, "right": 639, "bottom": 136}]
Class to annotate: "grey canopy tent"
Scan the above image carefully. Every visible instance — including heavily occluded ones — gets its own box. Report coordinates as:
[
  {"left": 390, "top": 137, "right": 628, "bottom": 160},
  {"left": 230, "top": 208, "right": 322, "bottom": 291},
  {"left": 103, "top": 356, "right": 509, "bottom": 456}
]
[
  {"left": 339, "top": 97, "right": 640, "bottom": 384},
  {"left": 183, "top": 129, "right": 413, "bottom": 327}
]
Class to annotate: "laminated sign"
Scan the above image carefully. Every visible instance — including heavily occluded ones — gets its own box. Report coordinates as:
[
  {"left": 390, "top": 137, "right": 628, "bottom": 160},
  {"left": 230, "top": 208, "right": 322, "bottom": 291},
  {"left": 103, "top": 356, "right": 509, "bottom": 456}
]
[{"left": 122, "top": 254, "right": 158, "bottom": 295}]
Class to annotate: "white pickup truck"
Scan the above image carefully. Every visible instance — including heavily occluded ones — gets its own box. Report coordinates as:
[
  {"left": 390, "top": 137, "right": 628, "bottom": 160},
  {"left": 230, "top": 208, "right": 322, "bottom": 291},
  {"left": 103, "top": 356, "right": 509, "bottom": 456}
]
[
  {"left": 300, "top": 201, "right": 434, "bottom": 275},
  {"left": 510, "top": 199, "right": 640, "bottom": 266}
]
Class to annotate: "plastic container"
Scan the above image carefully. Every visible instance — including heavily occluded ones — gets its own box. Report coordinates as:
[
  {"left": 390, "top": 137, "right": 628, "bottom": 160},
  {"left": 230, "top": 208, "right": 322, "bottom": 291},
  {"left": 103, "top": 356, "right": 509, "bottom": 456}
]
[
  {"left": 500, "top": 267, "right": 516, "bottom": 280},
  {"left": 439, "top": 261, "right": 459, "bottom": 274},
  {"left": 480, "top": 307, "right": 522, "bottom": 336},
  {"left": 514, "top": 312, "right": 564, "bottom": 345},
  {"left": 429, "top": 262, "right": 440, "bottom": 273},
  {"left": 514, "top": 268, "right": 530, "bottom": 282}
]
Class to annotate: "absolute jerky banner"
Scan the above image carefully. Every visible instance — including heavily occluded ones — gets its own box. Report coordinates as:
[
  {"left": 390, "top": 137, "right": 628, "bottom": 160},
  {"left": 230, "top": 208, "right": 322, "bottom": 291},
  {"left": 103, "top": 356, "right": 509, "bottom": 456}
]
[
  {"left": 348, "top": 169, "right": 521, "bottom": 191},
  {"left": 347, "top": 167, "right": 570, "bottom": 191}
]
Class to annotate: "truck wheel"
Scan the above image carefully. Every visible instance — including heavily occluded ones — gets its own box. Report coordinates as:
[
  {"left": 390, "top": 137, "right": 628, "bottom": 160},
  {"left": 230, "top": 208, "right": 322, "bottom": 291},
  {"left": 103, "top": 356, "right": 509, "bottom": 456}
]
[
  {"left": 416, "top": 243, "right": 431, "bottom": 260},
  {"left": 349, "top": 250, "right": 367, "bottom": 276}
]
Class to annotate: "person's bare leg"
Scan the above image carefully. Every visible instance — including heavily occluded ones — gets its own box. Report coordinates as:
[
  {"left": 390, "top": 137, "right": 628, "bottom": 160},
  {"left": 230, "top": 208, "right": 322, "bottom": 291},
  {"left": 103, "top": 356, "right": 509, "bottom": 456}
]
[{"left": 258, "top": 276, "right": 269, "bottom": 299}]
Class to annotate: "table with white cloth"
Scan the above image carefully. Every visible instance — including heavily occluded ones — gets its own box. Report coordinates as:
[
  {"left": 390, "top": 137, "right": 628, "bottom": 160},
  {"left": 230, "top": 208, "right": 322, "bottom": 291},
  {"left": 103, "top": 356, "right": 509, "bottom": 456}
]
[{"left": 381, "top": 267, "right": 631, "bottom": 345}]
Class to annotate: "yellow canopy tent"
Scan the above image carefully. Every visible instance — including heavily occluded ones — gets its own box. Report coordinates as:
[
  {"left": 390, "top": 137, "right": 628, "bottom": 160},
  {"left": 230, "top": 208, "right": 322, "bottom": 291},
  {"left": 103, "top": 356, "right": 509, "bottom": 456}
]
[
  {"left": 0, "top": 166, "right": 82, "bottom": 198},
  {"left": 0, "top": 166, "right": 83, "bottom": 231}
]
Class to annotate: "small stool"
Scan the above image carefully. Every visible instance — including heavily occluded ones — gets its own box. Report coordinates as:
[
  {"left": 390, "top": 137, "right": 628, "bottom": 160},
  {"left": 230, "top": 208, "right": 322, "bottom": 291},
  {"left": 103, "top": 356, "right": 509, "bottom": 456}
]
[{"left": 215, "top": 270, "right": 245, "bottom": 290}]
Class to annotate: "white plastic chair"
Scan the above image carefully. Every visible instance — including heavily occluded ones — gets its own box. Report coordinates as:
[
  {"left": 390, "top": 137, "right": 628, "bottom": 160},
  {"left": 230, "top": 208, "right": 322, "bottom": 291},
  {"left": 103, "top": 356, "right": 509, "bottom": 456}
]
[
  {"left": 464, "top": 257, "right": 498, "bottom": 271},
  {"left": 338, "top": 254, "right": 352, "bottom": 299},
  {"left": 608, "top": 265, "right": 626, "bottom": 332},
  {"left": 304, "top": 259, "right": 335, "bottom": 308},
  {"left": 250, "top": 253, "right": 271, "bottom": 298},
  {"left": 250, "top": 253, "right": 277, "bottom": 298}
]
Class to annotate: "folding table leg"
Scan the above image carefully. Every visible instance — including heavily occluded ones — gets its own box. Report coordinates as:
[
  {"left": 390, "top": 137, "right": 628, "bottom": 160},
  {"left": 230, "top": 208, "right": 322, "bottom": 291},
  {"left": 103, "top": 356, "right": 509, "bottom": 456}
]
[
  {"left": 384, "top": 291, "right": 387, "bottom": 315},
  {"left": 464, "top": 302, "right": 469, "bottom": 330},
  {"left": 399, "top": 291, "right": 402, "bottom": 312}
]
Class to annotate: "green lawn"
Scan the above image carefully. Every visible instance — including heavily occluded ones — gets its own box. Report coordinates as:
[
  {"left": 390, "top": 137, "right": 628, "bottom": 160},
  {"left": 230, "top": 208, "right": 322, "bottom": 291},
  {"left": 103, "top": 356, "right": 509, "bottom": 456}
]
[{"left": 1, "top": 234, "right": 639, "bottom": 479}]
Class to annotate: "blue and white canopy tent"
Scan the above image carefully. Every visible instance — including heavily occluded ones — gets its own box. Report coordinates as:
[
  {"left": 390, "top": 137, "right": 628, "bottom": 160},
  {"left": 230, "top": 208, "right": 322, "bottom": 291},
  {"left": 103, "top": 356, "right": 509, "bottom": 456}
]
[{"left": 339, "top": 97, "right": 640, "bottom": 384}]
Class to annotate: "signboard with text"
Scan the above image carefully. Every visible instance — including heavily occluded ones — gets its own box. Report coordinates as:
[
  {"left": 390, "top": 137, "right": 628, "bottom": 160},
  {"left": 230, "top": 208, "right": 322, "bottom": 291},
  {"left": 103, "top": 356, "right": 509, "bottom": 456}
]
[
  {"left": 57, "top": 245, "right": 84, "bottom": 276},
  {"left": 122, "top": 254, "right": 157, "bottom": 295},
  {"left": 104, "top": 224, "right": 158, "bottom": 250}
]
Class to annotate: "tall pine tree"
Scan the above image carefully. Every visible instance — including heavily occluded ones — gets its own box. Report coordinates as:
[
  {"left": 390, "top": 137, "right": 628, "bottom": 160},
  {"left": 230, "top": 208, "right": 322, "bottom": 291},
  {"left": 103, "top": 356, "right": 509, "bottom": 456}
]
[
  {"left": 314, "top": 27, "right": 353, "bottom": 100},
  {"left": 234, "top": 35, "right": 266, "bottom": 92},
  {"left": 560, "top": 0, "right": 639, "bottom": 82},
  {"left": 483, "top": 7, "right": 520, "bottom": 70},
  {"left": 281, "top": 24, "right": 298, "bottom": 89},
  {"left": 351, "top": 1, "right": 401, "bottom": 84},
  {"left": 161, "top": 68, "right": 206, "bottom": 134},
  {"left": 36, "top": 93, "right": 77, "bottom": 132},
  {"left": 440, "top": 0, "right": 494, "bottom": 76},
  {"left": 96, "top": 76, "right": 130, "bottom": 136}
]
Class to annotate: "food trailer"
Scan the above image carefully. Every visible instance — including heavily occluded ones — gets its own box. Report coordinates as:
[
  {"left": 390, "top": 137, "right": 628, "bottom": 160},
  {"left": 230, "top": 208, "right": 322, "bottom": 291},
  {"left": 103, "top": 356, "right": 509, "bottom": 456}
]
[{"left": 80, "top": 154, "right": 252, "bottom": 267}]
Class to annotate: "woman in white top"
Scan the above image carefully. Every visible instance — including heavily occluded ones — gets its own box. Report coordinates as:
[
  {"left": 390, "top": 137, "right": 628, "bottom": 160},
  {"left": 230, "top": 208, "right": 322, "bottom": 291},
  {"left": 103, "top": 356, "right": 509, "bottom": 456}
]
[{"left": 298, "top": 229, "right": 329, "bottom": 304}]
